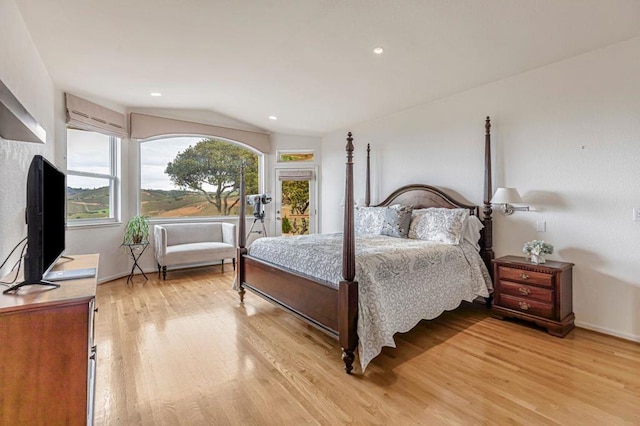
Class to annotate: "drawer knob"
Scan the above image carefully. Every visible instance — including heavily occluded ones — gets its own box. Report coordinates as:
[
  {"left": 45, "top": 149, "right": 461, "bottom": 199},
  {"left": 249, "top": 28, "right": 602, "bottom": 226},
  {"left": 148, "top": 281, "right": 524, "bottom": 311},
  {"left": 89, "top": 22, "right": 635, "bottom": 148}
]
[
  {"left": 518, "top": 301, "right": 530, "bottom": 311},
  {"left": 520, "top": 273, "right": 530, "bottom": 280},
  {"left": 518, "top": 287, "right": 531, "bottom": 296}
]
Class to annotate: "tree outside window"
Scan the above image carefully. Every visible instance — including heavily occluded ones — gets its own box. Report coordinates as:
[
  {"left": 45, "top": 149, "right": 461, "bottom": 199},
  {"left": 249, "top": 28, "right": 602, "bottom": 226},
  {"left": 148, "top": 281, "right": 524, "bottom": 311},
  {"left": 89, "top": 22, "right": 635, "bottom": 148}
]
[
  {"left": 281, "top": 180, "right": 310, "bottom": 235},
  {"left": 140, "top": 137, "right": 259, "bottom": 218}
]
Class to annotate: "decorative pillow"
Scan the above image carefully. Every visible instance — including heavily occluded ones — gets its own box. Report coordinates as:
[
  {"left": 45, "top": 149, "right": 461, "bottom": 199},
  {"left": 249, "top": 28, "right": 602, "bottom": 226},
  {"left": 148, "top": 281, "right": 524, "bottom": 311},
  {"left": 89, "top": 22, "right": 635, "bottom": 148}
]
[
  {"left": 408, "top": 208, "right": 469, "bottom": 244},
  {"left": 408, "top": 209, "right": 428, "bottom": 239},
  {"left": 380, "top": 205, "right": 413, "bottom": 238},
  {"left": 354, "top": 207, "right": 385, "bottom": 234}
]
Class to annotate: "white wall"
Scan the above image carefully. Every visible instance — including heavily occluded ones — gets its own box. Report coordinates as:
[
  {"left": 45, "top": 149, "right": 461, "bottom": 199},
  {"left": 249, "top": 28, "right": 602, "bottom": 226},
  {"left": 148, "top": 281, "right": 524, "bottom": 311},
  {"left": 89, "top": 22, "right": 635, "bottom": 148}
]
[
  {"left": 321, "top": 36, "right": 640, "bottom": 342},
  {"left": 0, "top": 0, "right": 130, "bottom": 283},
  {"left": 0, "top": 0, "right": 55, "bottom": 278}
]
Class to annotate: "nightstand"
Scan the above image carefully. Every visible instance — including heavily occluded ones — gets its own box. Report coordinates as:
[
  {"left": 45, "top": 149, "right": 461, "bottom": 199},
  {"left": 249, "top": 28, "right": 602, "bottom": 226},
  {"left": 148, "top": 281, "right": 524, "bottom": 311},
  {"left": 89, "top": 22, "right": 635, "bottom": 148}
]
[{"left": 492, "top": 256, "right": 574, "bottom": 337}]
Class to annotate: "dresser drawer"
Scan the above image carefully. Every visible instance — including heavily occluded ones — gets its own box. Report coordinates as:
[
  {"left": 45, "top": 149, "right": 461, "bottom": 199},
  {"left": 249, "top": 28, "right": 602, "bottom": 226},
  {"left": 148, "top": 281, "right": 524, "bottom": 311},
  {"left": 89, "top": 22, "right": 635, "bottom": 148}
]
[
  {"left": 498, "top": 266, "right": 552, "bottom": 287},
  {"left": 498, "top": 281, "right": 553, "bottom": 303},
  {"left": 499, "top": 294, "right": 554, "bottom": 319}
]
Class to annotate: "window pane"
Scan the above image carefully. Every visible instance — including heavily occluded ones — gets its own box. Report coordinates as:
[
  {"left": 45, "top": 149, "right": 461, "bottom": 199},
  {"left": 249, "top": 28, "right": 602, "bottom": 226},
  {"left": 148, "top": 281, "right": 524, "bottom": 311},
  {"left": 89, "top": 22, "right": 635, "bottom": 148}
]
[
  {"left": 67, "top": 129, "right": 111, "bottom": 174},
  {"left": 140, "top": 136, "right": 259, "bottom": 218},
  {"left": 67, "top": 175, "right": 111, "bottom": 220},
  {"left": 278, "top": 151, "right": 314, "bottom": 162},
  {"left": 281, "top": 180, "right": 310, "bottom": 236}
]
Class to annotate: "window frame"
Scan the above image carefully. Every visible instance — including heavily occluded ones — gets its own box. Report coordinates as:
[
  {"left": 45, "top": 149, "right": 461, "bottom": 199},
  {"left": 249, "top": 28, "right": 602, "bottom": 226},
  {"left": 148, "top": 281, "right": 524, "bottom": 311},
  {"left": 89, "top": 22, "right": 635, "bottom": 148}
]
[
  {"left": 66, "top": 128, "right": 120, "bottom": 226},
  {"left": 137, "top": 134, "right": 264, "bottom": 222},
  {"left": 276, "top": 149, "right": 315, "bottom": 163}
]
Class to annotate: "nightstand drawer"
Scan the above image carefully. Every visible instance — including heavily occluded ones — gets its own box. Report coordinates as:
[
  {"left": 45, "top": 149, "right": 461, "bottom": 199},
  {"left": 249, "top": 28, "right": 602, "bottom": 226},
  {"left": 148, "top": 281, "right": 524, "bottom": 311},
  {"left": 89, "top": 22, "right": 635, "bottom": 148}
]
[
  {"left": 498, "top": 266, "right": 552, "bottom": 287},
  {"left": 499, "top": 281, "right": 553, "bottom": 303},
  {"left": 499, "top": 294, "right": 554, "bottom": 319}
]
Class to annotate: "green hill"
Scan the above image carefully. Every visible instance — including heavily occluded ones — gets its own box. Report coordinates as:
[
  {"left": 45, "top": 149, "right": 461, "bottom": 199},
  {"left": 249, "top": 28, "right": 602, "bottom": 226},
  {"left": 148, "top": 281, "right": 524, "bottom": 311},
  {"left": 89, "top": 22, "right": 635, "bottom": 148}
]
[
  {"left": 140, "top": 189, "right": 242, "bottom": 217},
  {"left": 67, "top": 187, "right": 243, "bottom": 219},
  {"left": 67, "top": 186, "right": 110, "bottom": 219}
]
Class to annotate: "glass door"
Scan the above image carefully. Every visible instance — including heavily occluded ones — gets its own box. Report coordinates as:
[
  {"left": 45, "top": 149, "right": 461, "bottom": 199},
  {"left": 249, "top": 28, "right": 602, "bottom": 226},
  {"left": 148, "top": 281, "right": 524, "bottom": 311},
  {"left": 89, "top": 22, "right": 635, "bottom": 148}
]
[{"left": 274, "top": 168, "right": 316, "bottom": 236}]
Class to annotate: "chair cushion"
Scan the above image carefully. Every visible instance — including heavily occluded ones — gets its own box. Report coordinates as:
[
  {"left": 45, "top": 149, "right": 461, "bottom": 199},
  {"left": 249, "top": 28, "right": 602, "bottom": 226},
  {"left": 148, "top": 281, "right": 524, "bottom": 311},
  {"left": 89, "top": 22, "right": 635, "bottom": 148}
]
[
  {"left": 165, "top": 242, "right": 235, "bottom": 265},
  {"left": 164, "top": 223, "right": 224, "bottom": 246}
]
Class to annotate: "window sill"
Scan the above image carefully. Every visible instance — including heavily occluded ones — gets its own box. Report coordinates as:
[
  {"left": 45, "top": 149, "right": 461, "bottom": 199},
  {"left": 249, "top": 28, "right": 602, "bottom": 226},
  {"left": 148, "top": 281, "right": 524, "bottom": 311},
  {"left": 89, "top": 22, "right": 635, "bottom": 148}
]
[
  {"left": 147, "top": 216, "right": 242, "bottom": 225},
  {"left": 67, "top": 220, "right": 122, "bottom": 230}
]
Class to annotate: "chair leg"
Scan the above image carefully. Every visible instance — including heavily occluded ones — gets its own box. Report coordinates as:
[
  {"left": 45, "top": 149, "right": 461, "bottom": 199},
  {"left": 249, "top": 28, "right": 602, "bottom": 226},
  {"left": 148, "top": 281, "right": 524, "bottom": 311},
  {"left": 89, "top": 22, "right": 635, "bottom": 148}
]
[
  {"left": 221, "top": 259, "right": 224, "bottom": 273},
  {"left": 232, "top": 258, "right": 236, "bottom": 271},
  {"left": 162, "top": 266, "right": 167, "bottom": 280},
  {"left": 157, "top": 263, "right": 161, "bottom": 277}
]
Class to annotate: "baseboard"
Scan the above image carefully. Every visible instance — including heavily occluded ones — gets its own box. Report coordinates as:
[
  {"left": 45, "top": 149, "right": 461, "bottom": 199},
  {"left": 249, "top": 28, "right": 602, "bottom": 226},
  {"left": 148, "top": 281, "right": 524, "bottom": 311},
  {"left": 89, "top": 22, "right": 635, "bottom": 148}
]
[
  {"left": 97, "top": 266, "right": 160, "bottom": 284},
  {"left": 575, "top": 320, "right": 640, "bottom": 343},
  {"left": 97, "top": 261, "right": 229, "bottom": 285},
  {"left": 97, "top": 272, "right": 129, "bottom": 284}
]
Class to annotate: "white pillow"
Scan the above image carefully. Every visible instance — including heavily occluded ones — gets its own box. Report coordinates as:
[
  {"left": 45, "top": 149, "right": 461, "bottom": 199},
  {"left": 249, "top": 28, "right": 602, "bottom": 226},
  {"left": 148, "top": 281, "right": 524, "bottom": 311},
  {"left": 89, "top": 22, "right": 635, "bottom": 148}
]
[
  {"left": 463, "top": 215, "right": 484, "bottom": 250},
  {"left": 354, "top": 206, "right": 385, "bottom": 234},
  {"left": 408, "top": 209, "right": 426, "bottom": 239},
  {"left": 408, "top": 208, "right": 469, "bottom": 244}
]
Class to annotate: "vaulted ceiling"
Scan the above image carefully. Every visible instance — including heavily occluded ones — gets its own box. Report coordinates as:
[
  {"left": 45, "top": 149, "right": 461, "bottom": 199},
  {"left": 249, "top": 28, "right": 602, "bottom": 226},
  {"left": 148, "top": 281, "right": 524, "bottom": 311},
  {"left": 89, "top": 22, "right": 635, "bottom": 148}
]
[{"left": 15, "top": 0, "right": 640, "bottom": 135}]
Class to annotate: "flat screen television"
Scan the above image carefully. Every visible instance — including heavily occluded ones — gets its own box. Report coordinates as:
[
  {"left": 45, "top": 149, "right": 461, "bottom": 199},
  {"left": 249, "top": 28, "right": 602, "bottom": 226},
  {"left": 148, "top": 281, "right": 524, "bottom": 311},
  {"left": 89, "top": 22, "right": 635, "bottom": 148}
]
[{"left": 3, "top": 155, "right": 66, "bottom": 293}]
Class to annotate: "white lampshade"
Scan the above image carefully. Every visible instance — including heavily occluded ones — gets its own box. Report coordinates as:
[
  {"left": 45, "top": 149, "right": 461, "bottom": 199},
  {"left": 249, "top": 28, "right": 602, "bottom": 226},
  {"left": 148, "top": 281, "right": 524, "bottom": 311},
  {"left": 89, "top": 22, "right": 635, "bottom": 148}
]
[{"left": 491, "top": 187, "right": 523, "bottom": 204}]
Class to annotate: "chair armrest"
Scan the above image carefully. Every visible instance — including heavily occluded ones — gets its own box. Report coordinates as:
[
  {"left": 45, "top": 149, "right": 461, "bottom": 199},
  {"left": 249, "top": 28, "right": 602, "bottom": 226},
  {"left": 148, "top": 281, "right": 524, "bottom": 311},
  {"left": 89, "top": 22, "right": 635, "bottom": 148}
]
[
  {"left": 221, "top": 223, "right": 236, "bottom": 247},
  {"left": 154, "top": 225, "right": 168, "bottom": 266}
]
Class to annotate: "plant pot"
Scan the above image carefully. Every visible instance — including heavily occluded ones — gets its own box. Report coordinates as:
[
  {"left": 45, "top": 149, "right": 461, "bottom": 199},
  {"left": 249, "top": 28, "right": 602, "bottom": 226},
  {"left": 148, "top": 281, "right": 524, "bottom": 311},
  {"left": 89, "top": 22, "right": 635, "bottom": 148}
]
[
  {"left": 133, "top": 236, "right": 142, "bottom": 244},
  {"left": 530, "top": 254, "right": 545, "bottom": 264}
]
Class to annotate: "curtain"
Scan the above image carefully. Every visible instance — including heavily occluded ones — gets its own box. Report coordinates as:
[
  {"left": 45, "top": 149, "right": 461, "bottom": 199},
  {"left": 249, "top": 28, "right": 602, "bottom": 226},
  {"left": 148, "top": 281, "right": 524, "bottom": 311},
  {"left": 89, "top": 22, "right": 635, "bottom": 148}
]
[
  {"left": 129, "top": 113, "right": 270, "bottom": 153},
  {"left": 65, "top": 93, "right": 127, "bottom": 138}
]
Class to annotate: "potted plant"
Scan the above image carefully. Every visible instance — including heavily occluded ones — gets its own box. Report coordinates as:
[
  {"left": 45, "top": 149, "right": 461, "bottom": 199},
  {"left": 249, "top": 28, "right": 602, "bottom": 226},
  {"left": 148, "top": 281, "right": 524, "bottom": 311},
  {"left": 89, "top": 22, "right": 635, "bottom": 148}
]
[
  {"left": 522, "top": 240, "right": 554, "bottom": 264},
  {"left": 124, "top": 215, "right": 149, "bottom": 244}
]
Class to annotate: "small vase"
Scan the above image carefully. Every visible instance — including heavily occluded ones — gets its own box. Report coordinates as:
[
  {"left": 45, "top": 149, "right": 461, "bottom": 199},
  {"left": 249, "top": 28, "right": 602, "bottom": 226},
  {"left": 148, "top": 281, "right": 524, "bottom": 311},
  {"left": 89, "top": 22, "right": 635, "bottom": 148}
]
[{"left": 530, "top": 254, "right": 545, "bottom": 264}]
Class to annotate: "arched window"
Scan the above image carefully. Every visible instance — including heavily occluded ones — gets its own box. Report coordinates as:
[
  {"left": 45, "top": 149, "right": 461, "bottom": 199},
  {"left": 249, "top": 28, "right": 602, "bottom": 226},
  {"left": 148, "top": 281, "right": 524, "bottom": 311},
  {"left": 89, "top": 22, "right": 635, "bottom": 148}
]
[{"left": 139, "top": 136, "right": 261, "bottom": 218}]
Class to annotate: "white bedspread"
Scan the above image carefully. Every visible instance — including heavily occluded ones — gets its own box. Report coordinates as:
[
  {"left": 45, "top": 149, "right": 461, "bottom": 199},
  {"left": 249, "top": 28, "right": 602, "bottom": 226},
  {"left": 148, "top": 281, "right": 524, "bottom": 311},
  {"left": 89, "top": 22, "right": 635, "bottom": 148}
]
[{"left": 242, "top": 233, "right": 493, "bottom": 371}]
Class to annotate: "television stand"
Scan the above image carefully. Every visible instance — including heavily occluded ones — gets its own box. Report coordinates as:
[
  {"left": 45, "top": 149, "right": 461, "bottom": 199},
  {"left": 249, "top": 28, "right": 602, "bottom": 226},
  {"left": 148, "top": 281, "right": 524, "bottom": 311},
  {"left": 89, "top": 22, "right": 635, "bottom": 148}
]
[
  {"left": 2, "top": 280, "right": 60, "bottom": 295},
  {"left": 0, "top": 254, "right": 99, "bottom": 425}
]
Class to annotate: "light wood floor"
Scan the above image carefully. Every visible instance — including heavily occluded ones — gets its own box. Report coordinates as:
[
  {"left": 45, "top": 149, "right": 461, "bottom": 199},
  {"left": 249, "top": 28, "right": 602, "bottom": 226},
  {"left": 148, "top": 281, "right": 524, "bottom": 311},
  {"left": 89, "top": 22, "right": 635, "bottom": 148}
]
[{"left": 94, "top": 267, "right": 640, "bottom": 425}]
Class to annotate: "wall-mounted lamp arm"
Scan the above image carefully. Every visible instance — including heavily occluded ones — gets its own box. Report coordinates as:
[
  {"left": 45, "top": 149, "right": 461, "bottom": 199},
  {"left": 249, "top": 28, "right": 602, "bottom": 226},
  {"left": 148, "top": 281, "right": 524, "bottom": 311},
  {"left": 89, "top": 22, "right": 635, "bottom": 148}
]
[
  {"left": 499, "top": 204, "right": 530, "bottom": 215},
  {"left": 490, "top": 187, "right": 530, "bottom": 216}
]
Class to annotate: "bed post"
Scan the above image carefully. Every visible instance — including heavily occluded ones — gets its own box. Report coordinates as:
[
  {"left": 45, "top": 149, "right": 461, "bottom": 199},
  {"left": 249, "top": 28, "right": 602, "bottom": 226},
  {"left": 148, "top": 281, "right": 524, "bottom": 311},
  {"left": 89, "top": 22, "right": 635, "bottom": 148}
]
[
  {"left": 365, "top": 143, "right": 371, "bottom": 207},
  {"left": 481, "top": 117, "right": 495, "bottom": 276},
  {"left": 237, "top": 162, "right": 247, "bottom": 302},
  {"left": 339, "top": 132, "right": 358, "bottom": 374}
]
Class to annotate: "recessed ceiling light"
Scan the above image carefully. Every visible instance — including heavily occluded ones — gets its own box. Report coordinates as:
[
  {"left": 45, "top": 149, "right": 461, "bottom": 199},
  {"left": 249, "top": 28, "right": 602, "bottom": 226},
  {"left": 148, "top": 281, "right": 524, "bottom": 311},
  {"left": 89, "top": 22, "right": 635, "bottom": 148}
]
[
  {"left": 269, "top": 115, "right": 278, "bottom": 120},
  {"left": 373, "top": 46, "right": 384, "bottom": 55},
  {"left": 150, "top": 92, "right": 162, "bottom": 97}
]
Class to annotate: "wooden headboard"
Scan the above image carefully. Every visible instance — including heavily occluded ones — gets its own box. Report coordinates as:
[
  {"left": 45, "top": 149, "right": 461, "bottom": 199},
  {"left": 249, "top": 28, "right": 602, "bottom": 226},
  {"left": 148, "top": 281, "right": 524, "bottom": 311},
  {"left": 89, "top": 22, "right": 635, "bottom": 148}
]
[{"left": 375, "top": 184, "right": 480, "bottom": 218}]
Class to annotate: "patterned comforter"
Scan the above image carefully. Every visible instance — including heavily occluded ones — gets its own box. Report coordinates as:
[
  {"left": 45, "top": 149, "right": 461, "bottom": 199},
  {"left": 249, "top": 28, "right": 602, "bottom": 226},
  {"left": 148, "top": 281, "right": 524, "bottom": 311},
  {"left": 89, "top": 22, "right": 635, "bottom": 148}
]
[{"left": 242, "top": 233, "right": 493, "bottom": 371}]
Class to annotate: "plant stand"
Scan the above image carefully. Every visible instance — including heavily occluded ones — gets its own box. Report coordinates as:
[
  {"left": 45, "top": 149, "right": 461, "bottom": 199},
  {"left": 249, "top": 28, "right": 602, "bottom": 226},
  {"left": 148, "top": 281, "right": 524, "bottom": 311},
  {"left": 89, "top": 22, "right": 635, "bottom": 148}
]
[{"left": 122, "top": 242, "right": 149, "bottom": 285}]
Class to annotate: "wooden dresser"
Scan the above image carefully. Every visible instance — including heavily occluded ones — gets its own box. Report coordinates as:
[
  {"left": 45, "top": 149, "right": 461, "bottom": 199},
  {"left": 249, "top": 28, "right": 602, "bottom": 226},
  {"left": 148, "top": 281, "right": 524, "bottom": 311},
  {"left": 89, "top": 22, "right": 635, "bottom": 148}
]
[
  {"left": 0, "top": 254, "right": 99, "bottom": 425},
  {"left": 492, "top": 255, "right": 574, "bottom": 337}
]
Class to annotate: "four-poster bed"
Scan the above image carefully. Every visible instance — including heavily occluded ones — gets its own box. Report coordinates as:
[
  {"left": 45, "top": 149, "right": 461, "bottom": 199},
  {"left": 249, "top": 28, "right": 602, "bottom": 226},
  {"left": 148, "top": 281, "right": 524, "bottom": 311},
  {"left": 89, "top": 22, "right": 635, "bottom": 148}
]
[{"left": 236, "top": 117, "right": 495, "bottom": 374}]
